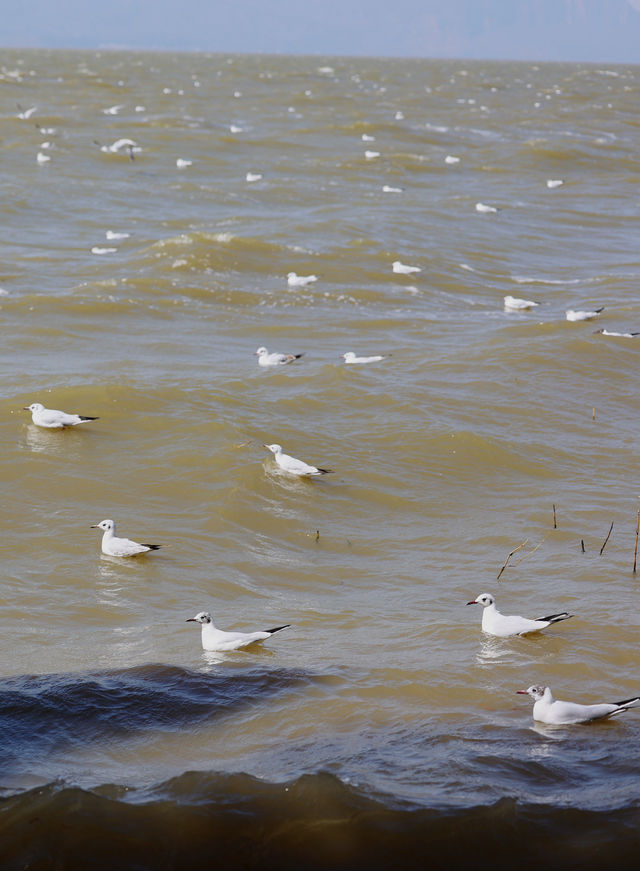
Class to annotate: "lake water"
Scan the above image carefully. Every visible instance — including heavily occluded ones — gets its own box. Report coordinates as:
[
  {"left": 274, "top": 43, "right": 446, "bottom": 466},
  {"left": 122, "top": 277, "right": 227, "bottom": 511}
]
[{"left": 1, "top": 48, "right": 640, "bottom": 868}]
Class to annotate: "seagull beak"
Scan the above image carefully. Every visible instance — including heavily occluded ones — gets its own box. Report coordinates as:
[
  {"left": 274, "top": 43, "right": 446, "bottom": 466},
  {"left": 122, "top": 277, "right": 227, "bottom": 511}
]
[
  {"left": 90, "top": 524, "right": 99, "bottom": 528},
  {"left": 263, "top": 444, "right": 270, "bottom": 449},
  {"left": 466, "top": 600, "right": 478, "bottom": 605},
  {"left": 185, "top": 617, "right": 197, "bottom": 622},
  {"left": 516, "top": 690, "right": 529, "bottom": 695},
  {"left": 22, "top": 407, "right": 30, "bottom": 411}
]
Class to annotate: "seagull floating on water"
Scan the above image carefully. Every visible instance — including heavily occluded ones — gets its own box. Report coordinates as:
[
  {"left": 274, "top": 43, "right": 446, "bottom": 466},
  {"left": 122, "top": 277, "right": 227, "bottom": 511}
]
[
  {"left": 246, "top": 172, "right": 262, "bottom": 182},
  {"left": 96, "top": 138, "right": 140, "bottom": 160},
  {"left": 36, "top": 152, "right": 51, "bottom": 165},
  {"left": 466, "top": 593, "right": 572, "bottom": 637},
  {"left": 476, "top": 202, "right": 498, "bottom": 213},
  {"left": 504, "top": 295, "right": 539, "bottom": 311},
  {"left": 255, "top": 346, "right": 304, "bottom": 367},
  {"left": 264, "top": 443, "right": 332, "bottom": 477},
  {"left": 176, "top": 158, "right": 192, "bottom": 168},
  {"left": 445, "top": 155, "right": 460, "bottom": 164},
  {"left": 186, "top": 611, "right": 290, "bottom": 652},
  {"left": 517, "top": 685, "right": 640, "bottom": 725},
  {"left": 566, "top": 307, "right": 604, "bottom": 322},
  {"left": 546, "top": 179, "right": 564, "bottom": 189},
  {"left": 90, "top": 519, "right": 161, "bottom": 557},
  {"left": 392, "top": 260, "right": 421, "bottom": 275},
  {"left": 342, "top": 351, "right": 388, "bottom": 364},
  {"left": 594, "top": 328, "right": 640, "bottom": 338},
  {"left": 287, "top": 272, "right": 317, "bottom": 287},
  {"left": 24, "top": 402, "right": 99, "bottom": 429}
]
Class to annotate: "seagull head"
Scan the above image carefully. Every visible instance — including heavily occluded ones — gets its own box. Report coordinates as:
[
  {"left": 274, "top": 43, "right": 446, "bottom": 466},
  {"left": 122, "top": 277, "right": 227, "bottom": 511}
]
[
  {"left": 91, "top": 519, "right": 114, "bottom": 532},
  {"left": 263, "top": 443, "right": 282, "bottom": 455},
  {"left": 24, "top": 402, "right": 44, "bottom": 412},
  {"left": 466, "top": 593, "right": 494, "bottom": 608},
  {"left": 342, "top": 352, "right": 355, "bottom": 361},
  {"left": 186, "top": 612, "right": 212, "bottom": 625},
  {"left": 517, "top": 685, "right": 547, "bottom": 701},
  {"left": 255, "top": 347, "right": 268, "bottom": 356}
]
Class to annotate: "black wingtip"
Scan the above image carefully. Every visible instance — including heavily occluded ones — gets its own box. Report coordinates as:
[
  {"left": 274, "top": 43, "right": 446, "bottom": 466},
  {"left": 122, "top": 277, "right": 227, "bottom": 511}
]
[
  {"left": 79, "top": 416, "right": 99, "bottom": 421},
  {"left": 294, "top": 353, "right": 304, "bottom": 359},
  {"left": 265, "top": 624, "right": 291, "bottom": 635},
  {"left": 538, "top": 612, "right": 573, "bottom": 624},
  {"left": 142, "top": 544, "right": 162, "bottom": 551},
  {"left": 615, "top": 696, "right": 640, "bottom": 708},
  {"left": 317, "top": 468, "right": 333, "bottom": 475}
]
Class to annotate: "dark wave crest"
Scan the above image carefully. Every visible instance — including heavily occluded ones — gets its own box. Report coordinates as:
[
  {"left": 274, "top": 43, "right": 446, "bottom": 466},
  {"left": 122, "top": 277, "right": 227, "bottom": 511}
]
[{"left": 1, "top": 772, "right": 640, "bottom": 870}]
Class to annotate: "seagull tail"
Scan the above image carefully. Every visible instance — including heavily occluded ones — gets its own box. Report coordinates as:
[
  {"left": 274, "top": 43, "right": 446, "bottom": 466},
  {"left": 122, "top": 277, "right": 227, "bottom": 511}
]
[
  {"left": 79, "top": 416, "right": 99, "bottom": 421},
  {"left": 294, "top": 353, "right": 304, "bottom": 359},
  {"left": 142, "top": 544, "right": 162, "bottom": 551},
  {"left": 317, "top": 468, "right": 333, "bottom": 475},
  {"left": 265, "top": 624, "right": 291, "bottom": 635},
  {"left": 615, "top": 696, "right": 640, "bottom": 710},
  {"left": 538, "top": 612, "right": 573, "bottom": 625}
]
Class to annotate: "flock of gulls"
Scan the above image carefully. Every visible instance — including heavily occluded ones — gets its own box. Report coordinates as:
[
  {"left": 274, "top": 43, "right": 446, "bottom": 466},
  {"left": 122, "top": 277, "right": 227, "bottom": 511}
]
[{"left": 503, "top": 295, "right": 639, "bottom": 336}]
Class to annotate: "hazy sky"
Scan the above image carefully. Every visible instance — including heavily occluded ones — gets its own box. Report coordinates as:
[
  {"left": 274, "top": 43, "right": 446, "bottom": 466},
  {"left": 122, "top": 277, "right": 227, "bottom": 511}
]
[{"left": 4, "top": 0, "right": 640, "bottom": 63}]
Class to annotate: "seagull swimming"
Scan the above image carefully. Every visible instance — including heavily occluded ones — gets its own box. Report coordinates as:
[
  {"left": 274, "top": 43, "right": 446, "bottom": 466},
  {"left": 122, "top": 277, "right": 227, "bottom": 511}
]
[
  {"left": 594, "top": 328, "right": 640, "bottom": 338},
  {"left": 24, "top": 402, "right": 99, "bottom": 429},
  {"left": 255, "top": 346, "right": 303, "bottom": 367},
  {"left": 475, "top": 202, "right": 499, "bottom": 213},
  {"left": 566, "top": 307, "right": 604, "bottom": 321},
  {"left": 96, "top": 138, "right": 140, "bottom": 160},
  {"left": 546, "top": 179, "right": 564, "bottom": 188},
  {"left": 264, "top": 443, "right": 332, "bottom": 476},
  {"left": 517, "top": 685, "right": 640, "bottom": 725},
  {"left": 186, "top": 611, "right": 290, "bottom": 652},
  {"left": 392, "top": 260, "right": 421, "bottom": 274},
  {"left": 91, "top": 519, "right": 161, "bottom": 557},
  {"left": 466, "top": 593, "right": 572, "bottom": 637},
  {"left": 287, "top": 272, "right": 317, "bottom": 287},
  {"left": 504, "top": 295, "right": 539, "bottom": 311},
  {"left": 341, "top": 351, "right": 388, "bottom": 364}
]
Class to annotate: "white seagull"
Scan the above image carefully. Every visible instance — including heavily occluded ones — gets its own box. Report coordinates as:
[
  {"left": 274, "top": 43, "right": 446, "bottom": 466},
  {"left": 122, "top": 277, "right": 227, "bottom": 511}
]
[
  {"left": 517, "top": 685, "right": 640, "bottom": 725},
  {"left": 186, "top": 611, "right": 290, "bottom": 652},
  {"left": 475, "top": 202, "right": 499, "bottom": 213},
  {"left": 96, "top": 138, "right": 140, "bottom": 160},
  {"left": 504, "top": 295, "right": 539, "bottom": 311},
  {"left": 90, "top": 519, "right": 161, "bottom": 557},
  {"left": 594, "top": 328, "right": 640, "bottom": 338},
  {"left": 341, "top": 351, "right": 388, "bottom": 364},
  {"left": 566, "top": 306, "right": 604, "bottom": 321},
  {"left": 392, "top": 260, "right": 421, "bottom": 274},
  {"left": 287, "top": 272, "right": 317, "bottom": 287},
  {"left": 255, "top": 346, "right": 303, "bottom": 367},
  {"left": 264, "top": 443, "right": 332, "bottom": 477},
  {"left": 24, "top": 402, "right": 99, "bottom": 429},
  {"left": 466, "top": 593, "right": 572, "bottom": 637}
]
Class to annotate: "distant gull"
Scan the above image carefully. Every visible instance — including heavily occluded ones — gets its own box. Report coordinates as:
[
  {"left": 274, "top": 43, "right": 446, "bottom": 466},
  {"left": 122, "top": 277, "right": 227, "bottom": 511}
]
[
  {"left": 186, "top": 611, "right": 290, "bottom": 652},
  {"left": 475, "top": 202, "right": 499, "bottom": 213},
  {"left": 504, "top": 295, "right": 539, "bottom": 311},
  {"left": 17, "top": 104, "right": 36, "bottom": 119},
  {"left": 467, "top": 592, "right": 572, "bottom": 637},
  {"left": 255, "top": 346, "right": 304, "bottom": 367},
  {"left": 594, "top": 328, "right": 640, "bottom": 338},
  {"left": 91, "top": 246, "right": 117, "bottom": 255},
  {"left": 102, "top": 104, "right": 124, "bottom": 115},
  {"left": 90, "top": 519, "right": 161, "bottom": 557},
  {"left": 392, "top": 260, "right": 421, "bottom": 274},
  {"left": 246, "top": 172, "right": 263, "bottom": 182},
  {"left": 547, "top": 179, "right": 564, "bottom": 188},
  {"left": 176, "top": 158, "right": 192, "bottom": 168},
  {"left": 36, "top": 152, "right": 50, "bottom": 165},
  {"left": 445, "top": 155, "right": 460, "bottom": 164},
  {"left": 229, "top": 124, "right": 243, "bottom": 133},
  {"left": 394, "top": 110, "right": 405, "bottom": 120},
  {"left": 382, "top": 185, "right": 403, "bottom": 193},
  {"left": 362, "top": 134, "right": 376, "bottom": 142},
  {"left": 566, "top": 306, "right": 604, "bottom": 321},
  {"left": 24, "top": 402, "right": 99, "bottom": 428},
  {"left": 342, "top": 351, "right": 388, "bottom": 364},
  {"left": 96, "top": 138, "right": 140, "bottom": 160},
  {"left": 106, "top": 230, "right": 130, "bottom": 240},
  {"left": 287, "top": 272, "right": 317, "bottom": 287},
  {"left": 517, "top": 685, "right": 640, "bottom": 725},
  {"left": 264, "top": 443, "right": 332, "bottom": 476},
  {"left": 365, "top": 150, "right": 380, "bottom": 159}
]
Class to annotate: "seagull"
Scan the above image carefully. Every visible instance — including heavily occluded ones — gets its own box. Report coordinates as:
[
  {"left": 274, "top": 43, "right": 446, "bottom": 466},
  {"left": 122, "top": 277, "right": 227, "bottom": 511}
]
[
  {"left": 176, "top": 158, "right": 192, "bottom": 168},
  {"left": 594, "top": 328, "right": 640, "bottom": 338},
  {"left": 287, "top": 272, "right": 317, "bottom": 287},
  {"left": 36, "top": 152, "right": 51, "bottom": 165},
  {"left": 566, "top": 307, "right": 604, "bottom": 321},
  {"left": 476, "top": 202, "right": 499, "bottom": 213},
  {"left": 96, "top": 138, "right": 140, "bottom": 160},
  {"left": 445, "top": 155, "right": 460, "bottom": 164},
  {"left": 341, "top": 351, "right": 388, "bottom": 364},
  {"left": 364, "top": 150, "right": 380, "bottom": 159},
  {"left": 466, "top": 593, "right": 572, "bottom": 637},
  {"left": 517, "top": 685, "right": 640, "bottom": 725},
  {"left": 382, "top": 185, "right": 403, "bottom": 193},
  {"left": 392, "top": 260, "right": 421, "bottom": 274},
  {"left": 504, "top": 295, "right": 539, "bottom": 311},
  {"left": 17, "top": 104, "right": 37, "bottom": 120},
  {"left": 90, "top": 519, "right": 161, "bottom": 557},
  {"left": 246, "top": 172, "right": 262, "bottom": 182},
  {"left": 255, "top": 346, "right": 303, "bottom": 367},
  {"left": 24, "top": 402, "right": 99, "bottom": 429},
  {"left": 546, "top": 179, "right": 564, "bottom": 188},
  {"left": 186, "top": 611, "right": 290, "bottom": 652},
  {"left": 264, "top": 443, "right": 332, "bottom": 476}
]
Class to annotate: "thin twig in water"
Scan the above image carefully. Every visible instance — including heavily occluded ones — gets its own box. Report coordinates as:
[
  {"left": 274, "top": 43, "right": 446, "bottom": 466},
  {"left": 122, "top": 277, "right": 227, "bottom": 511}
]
[
  {"left": 497, "top": 539, "right": 528, "bottom": 581},
  {"left": 581, "top": 539, "right": 585, "bottom": 553},
  {"left": 315, "top": 529, "right": 320, "bottom": 542},
  {"left": 552, "top": 504, "right": 557, "bottom": 529},
  {"left": 511, "top": 533, "right": 551, "bottom": 567},
  {"left": 600, "top": 522, "right": 614, "bottom": 556},
  {"left": 634, "top": 511, "right": 640, "bottom": 574}
]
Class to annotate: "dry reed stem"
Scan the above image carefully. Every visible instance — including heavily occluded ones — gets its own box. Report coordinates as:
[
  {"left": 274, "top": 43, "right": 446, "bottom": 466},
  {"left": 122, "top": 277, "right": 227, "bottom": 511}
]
[
  {"left": 497, "top": 539, "right": 528, "bottom": 581},
  {"left": 600, "top": 521, "right": 614, "bottom": 556}
]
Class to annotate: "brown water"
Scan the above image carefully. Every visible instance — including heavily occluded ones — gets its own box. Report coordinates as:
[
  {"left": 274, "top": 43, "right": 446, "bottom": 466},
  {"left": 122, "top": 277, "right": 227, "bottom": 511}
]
[{"left": 1, "top": 49, "right": 640, "bottom": 867}]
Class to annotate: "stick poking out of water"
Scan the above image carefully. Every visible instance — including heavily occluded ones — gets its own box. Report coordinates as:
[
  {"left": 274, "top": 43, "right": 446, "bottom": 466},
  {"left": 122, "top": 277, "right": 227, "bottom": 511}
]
[
  {"left": 497, "top": 539, "right": 528, "bottom": 581},
  {"left": 600, "top": 522, "right": 614, "bottom": 556},
  {"left": 634, "top": 511, "right": 639, "bottom": 574},
  {"left": 553, "top": 504, "right": 557, "bottom": 529}
]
